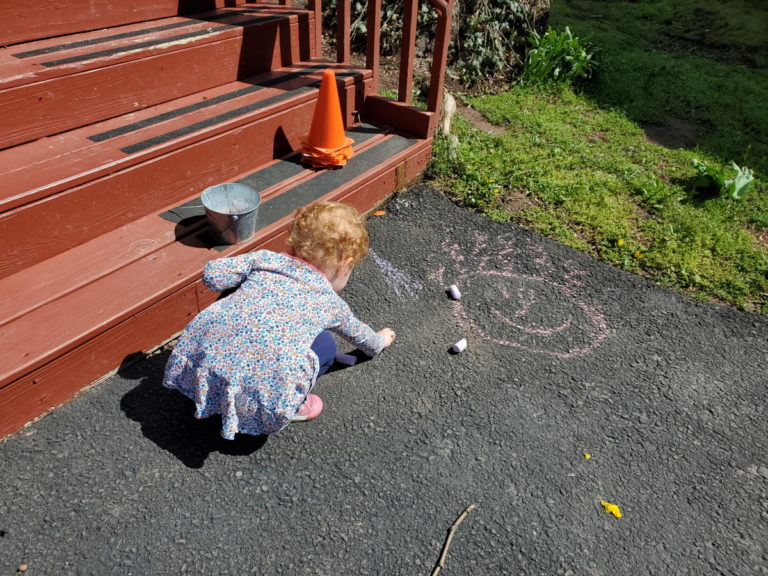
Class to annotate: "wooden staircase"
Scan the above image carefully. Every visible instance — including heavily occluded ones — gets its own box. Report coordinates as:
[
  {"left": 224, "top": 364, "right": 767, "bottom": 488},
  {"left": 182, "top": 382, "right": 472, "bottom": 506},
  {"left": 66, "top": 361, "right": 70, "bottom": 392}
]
[{"left": 0, "top": 0, "right": 452, "bottom": 438}]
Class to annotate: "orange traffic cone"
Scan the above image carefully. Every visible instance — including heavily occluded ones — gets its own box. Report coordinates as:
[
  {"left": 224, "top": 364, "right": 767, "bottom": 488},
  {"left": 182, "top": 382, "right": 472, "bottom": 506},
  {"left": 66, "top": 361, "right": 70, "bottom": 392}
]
[{"left": 301, "top": 69, "right": 354, "bottom": 168}]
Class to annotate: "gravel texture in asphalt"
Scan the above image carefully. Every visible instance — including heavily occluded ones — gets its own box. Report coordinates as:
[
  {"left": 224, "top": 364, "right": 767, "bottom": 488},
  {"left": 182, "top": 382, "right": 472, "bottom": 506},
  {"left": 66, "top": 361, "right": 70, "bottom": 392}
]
[{"left": 1, "top": 185, "right": 767, "bottom": 575}]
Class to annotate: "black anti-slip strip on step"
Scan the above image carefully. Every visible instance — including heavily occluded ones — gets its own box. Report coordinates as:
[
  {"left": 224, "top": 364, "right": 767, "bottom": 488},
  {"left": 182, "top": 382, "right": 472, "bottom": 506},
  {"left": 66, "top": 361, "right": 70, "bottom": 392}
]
[
  {"left": 237, "top": 124, "right": 383, "bottom": 192},
  {"left": 88, "top": 85, "right": 264, "bottom": 142},
  {"left": 38, "top": 14, "right": 284, "bottom": 67},
  {"left": 159, "top": 125, "right": 386, "bottom": 225},
  {"left": 159, "top": 153, "right": 303, "bottom": 224},
  {"left": 250, "top": 64, "right": 330, "bottom": 88},
  {"left": 39, "top": 28, "right": 224, "bottom": 67},
  {"left": 13, "top": 21, "right": 203, "bottom": 59},
  {"left": 160, "top": 127, "right": 401, "bottom": 250},
  {"left": 254, "top": 134, "right": 414, "bottom": 231},
  {"left": 206, "top": 7, "right": 308, "bottom": 19},
  {"left": 120, "top": 85, "right": 317, "bottom": 154},
  {"left": 119, "top": 69, "right": 364, "bottom": 155},
  {"left": 88, "top": 65, "right": 331, "bottom": 143}
]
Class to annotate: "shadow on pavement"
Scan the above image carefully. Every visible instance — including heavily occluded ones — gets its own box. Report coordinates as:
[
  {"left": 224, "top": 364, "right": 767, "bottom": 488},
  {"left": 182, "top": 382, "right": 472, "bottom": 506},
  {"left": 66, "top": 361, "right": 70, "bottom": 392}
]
[{"left": 119, "top": 351, "right": 268, "bottom": 469}]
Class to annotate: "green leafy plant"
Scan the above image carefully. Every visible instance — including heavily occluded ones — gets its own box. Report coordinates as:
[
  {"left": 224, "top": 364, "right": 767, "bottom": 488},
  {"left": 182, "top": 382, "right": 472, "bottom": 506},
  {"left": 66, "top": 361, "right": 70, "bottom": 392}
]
[
  {"left": 522, "top": 26, "right": 597, "bottom": 88},
  {"left": 692, "top": 159, "right": 755, "bottom": 199},
  {"left": 321, "top": 0, "right": 545, "bottom": 86}
]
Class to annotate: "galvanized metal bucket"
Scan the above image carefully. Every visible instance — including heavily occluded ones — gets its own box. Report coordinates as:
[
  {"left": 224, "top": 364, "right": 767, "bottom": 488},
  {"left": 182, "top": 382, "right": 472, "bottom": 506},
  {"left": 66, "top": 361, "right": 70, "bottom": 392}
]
[{"left": 201, "top": 183, "right": 261, "bottom": 245}]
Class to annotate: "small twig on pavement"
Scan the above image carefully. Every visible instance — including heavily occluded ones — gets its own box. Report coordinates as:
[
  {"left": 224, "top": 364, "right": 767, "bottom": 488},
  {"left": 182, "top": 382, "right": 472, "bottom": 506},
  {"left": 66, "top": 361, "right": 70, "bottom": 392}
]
[{"left": 431, "top": 504, "right": 477, "bottom": 576}]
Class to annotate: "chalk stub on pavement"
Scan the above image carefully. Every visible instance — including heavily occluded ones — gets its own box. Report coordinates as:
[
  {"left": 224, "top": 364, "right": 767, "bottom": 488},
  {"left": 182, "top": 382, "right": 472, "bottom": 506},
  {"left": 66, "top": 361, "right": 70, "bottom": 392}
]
[{"left": 451, "top": 338, "right": 467, "bottom": 353}]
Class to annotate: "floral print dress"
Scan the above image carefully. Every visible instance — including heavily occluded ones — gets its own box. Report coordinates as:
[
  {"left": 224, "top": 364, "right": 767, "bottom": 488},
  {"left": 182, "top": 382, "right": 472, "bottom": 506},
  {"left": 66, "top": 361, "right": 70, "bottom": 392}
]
[{"left": 163, "top": 250, "right": 384, "bottom": 439}]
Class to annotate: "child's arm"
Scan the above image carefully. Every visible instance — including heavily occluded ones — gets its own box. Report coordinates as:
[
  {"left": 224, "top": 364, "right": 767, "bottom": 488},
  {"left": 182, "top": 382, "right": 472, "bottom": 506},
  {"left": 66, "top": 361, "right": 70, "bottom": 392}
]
[
  {"left": 331, "top": 302, "right": 394, "bottom": 357},
  {"left": 202, "top": 253, "right": 260, "bottom": 292}
]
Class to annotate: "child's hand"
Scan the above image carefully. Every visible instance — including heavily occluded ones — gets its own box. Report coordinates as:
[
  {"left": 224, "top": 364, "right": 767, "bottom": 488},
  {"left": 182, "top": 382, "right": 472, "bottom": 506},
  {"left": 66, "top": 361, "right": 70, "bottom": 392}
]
[{"left": 378, "top": 328, "right": 396, "bottom": 348}]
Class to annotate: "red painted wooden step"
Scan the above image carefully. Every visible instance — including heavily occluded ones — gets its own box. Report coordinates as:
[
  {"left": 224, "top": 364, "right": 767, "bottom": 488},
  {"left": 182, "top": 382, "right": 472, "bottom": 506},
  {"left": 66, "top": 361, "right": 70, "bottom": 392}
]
[
  {"left": 0, "top": 5, "right": 315, "bottom": 149},
  {"left": 0, "top": 63, "right": 371, "bottom": 278}
]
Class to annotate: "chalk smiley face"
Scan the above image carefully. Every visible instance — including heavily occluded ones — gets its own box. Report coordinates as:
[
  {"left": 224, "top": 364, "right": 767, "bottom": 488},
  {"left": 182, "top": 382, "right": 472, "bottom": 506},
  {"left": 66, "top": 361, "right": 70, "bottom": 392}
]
[{"left": 439, "top": 233, "right": 610, "bottom": 359}]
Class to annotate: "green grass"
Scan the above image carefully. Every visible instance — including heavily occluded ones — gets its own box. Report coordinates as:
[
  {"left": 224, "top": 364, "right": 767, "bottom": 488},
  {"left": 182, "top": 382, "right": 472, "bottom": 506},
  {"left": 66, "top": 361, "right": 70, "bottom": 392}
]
[
  {"left": 427, "top": 88, "right": 768, "bottom": 312},
  {"left": 426, "top": 0, "right": 768, "bottom": 313},
  {"left": 552, "top": 0, "right": 768, "bottom": 174}
]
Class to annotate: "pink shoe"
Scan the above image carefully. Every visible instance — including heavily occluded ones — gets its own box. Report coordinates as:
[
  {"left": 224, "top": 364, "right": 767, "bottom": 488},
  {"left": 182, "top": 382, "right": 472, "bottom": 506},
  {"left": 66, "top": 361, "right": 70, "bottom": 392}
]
[{"left": 291, "top": 394, "right": 323, "bottom": 422}]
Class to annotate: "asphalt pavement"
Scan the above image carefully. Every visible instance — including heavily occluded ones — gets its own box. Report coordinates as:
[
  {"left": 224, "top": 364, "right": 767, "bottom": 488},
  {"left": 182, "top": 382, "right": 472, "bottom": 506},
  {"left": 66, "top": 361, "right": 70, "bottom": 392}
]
[{"left": 2, "top": 185, "right": 767, "bottom": 575}]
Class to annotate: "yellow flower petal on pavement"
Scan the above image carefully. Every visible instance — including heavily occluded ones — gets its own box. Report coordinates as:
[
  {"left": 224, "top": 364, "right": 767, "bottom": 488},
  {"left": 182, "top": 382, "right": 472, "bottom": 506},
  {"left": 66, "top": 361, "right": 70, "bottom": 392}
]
[
  {"left": 600, "top": 500, "right": 622, "bottom": 518},
  {"left": 583, "top": 452, "right": 591, "bottom": 460}
]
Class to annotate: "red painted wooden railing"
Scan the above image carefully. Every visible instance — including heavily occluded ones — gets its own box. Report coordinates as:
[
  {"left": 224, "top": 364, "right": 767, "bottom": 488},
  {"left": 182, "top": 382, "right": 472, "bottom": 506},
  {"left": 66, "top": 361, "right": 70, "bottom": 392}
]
[{"left": 297, "top": 0, "right": 453, "bottom": 133}]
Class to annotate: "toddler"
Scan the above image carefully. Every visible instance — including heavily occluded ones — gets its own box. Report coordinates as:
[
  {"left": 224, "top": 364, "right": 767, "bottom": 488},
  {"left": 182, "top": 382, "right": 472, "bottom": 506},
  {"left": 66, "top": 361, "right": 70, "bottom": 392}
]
[{"left": 162, "top": 201, "right": 395, "bottom": 439}]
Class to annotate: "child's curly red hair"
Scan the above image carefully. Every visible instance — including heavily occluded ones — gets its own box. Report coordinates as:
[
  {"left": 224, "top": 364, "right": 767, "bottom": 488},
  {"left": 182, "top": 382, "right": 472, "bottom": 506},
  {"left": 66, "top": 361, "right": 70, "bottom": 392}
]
[{"left": 286, "top": 201, "right": 369, "bottom": 267}]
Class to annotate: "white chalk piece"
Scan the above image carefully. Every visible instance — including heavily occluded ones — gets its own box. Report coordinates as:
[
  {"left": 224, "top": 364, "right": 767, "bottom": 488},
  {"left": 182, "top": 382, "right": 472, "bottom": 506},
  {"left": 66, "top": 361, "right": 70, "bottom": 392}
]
[
  {"left": 335, "top": 353, "right": 358, "bottom": 366},
  {"left": 448, "top": 284, "right": 462, "bottom": 300},
  {"left": 451, "top": 338, "right": 467, "bottom": 353}
]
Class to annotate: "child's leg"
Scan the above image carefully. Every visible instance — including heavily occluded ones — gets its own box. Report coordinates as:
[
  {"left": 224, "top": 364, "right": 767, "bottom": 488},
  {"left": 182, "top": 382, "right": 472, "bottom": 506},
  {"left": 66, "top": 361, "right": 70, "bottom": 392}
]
[{"left": 311, "top": 330, "right": 337, "bottom": 377}]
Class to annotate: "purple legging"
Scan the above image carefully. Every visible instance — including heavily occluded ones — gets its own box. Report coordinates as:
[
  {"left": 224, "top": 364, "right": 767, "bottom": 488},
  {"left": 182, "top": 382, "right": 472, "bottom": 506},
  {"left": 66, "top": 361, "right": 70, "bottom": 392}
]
[{"left": 311, "top": 330, "right": 337, "bottom": 377}]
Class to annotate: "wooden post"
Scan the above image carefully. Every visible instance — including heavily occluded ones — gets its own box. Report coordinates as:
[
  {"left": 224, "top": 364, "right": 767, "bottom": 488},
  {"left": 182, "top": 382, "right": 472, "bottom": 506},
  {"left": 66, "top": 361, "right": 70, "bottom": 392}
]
[
  {"left": 366, "top": 0, "right": 382, "bottom": 93},
  {"left": 398, "top": 0, "right": 418, "bottom": 104},
  {"left": 427, "top": 0, "right": 452, "bottom": 132},
  {"left": 337, "top": 0, "right": 351, "bottom": 63},
  {"left": 307, "top": 0, "right": 322, "bottom": 60}
]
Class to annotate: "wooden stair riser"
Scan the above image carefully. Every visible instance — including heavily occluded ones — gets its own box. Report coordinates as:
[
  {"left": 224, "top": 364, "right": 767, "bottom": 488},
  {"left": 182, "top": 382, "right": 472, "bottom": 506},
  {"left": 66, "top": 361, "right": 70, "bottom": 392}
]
[
  {"left": 0, "top": 287, "right": 200, "bottom": 440},
  {"left": 0, "top": 14, "right": 314, "bottom": 149},
  {"left": 0, "top": 0, "right": 313, "bottom": 47},
  {"left": 0, "top": 79, "right": 369, "bottom": 278},
  {"left": 0, "top": 143, "right": 433, "bottom": 438}
]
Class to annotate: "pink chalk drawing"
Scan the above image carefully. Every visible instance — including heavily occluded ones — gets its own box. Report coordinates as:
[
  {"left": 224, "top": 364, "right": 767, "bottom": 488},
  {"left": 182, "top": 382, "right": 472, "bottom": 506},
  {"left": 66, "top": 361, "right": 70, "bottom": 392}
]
[{"left": 434, "top": 232, "right": 610, "bottom": 359}]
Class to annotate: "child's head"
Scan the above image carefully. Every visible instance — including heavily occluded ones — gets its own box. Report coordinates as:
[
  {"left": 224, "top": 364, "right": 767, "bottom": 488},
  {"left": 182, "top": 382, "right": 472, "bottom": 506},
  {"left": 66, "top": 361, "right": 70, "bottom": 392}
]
[{"left": 287, "top": 201, "right": 369, "bottom": 273}]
